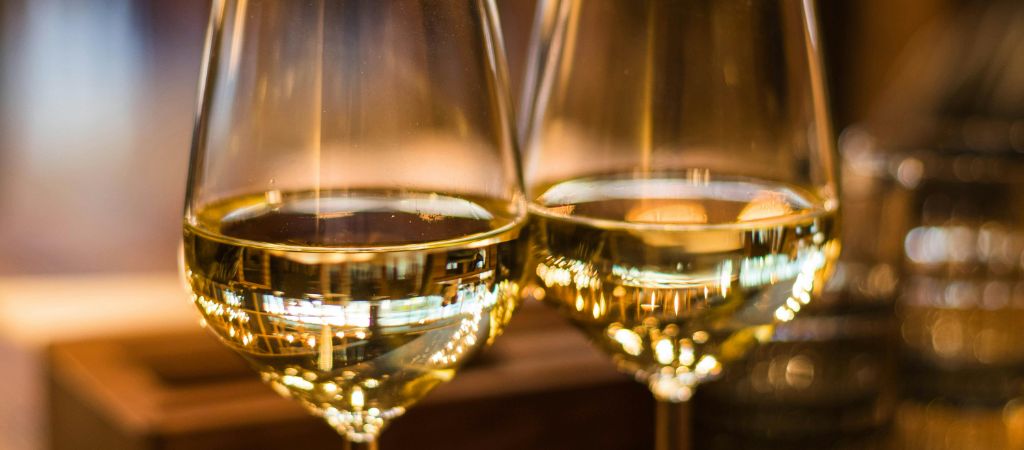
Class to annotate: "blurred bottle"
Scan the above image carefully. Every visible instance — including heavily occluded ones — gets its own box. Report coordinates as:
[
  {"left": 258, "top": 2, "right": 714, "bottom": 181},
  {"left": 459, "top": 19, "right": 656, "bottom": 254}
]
[
  {"left": 848, "top": 2, "right": 1024, "bottom": 449},
  {"left": 889, "top": 148, "right": 1024, "bottom": 450}
]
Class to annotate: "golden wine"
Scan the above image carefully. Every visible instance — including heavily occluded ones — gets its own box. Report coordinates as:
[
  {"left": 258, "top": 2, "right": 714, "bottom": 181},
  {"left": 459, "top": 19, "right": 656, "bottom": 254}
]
[
  {"left": 530, "top": 174, "right": 839, "bottom": 401},
  {"left": 182, "top": 190, "right": 526, "bottom": 441}
]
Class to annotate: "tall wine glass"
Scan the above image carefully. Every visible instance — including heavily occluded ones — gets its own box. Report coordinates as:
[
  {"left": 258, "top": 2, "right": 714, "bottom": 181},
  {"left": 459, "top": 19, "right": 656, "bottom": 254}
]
[
  {"left": 180, "top": 1, "right": 525, "bottom": 448},
  {"left": 520, "top": 1, "right": 840, "bottom": 448}
]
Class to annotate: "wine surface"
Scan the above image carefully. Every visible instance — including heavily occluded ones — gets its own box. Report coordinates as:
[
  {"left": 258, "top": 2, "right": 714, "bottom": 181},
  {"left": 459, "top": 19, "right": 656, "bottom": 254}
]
[
  {"left": 182, "top": 189, "right": 526, "bottom": 441},
  {"left": 530, "top": 173, "right": 838, "bottom": 401}
]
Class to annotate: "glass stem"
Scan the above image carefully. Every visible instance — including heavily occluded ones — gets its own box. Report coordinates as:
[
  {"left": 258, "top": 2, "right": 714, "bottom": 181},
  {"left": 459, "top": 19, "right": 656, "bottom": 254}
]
[
  {"left": 655, "top": 399, "right": 691, "bottom": 450},
  {"left": 343, "top": 439, "right": 379, "bottom": 450}
]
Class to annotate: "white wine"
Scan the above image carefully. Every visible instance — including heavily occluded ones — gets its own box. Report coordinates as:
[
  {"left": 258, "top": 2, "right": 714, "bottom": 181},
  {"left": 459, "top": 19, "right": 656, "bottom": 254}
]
[
  {"left": 530, "top": 173, "right": 839, "bottom": 401},
  {"left": 182, "top": 189, "right": 526, "bottom": 442}
]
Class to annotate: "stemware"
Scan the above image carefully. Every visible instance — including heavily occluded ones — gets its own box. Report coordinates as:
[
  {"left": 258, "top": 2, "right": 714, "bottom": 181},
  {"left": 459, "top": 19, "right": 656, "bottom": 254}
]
[
  {"left": 180, "top": 1, "right": 525, "bottom": 448},
  {"left": 520, "top": 1, "right": 840, "bottom": 447}
]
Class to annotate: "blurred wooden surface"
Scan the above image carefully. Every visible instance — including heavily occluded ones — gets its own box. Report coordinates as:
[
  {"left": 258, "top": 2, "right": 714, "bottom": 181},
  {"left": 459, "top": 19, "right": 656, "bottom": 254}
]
[
  {"left": 0, "top": 273, "right": 197, "bottom": 450},
  {"left": 48, "top": 301, "right": 655, "bottom": 450}
]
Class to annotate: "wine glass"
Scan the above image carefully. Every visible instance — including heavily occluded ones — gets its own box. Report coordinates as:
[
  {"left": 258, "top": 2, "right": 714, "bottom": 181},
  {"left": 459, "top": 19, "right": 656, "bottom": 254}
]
[
  {"left": 180, "top": 1, "right": 525, "bottom": 449},
  {"left": 520, "top": 0, "right": 840, "bottom": 447}
]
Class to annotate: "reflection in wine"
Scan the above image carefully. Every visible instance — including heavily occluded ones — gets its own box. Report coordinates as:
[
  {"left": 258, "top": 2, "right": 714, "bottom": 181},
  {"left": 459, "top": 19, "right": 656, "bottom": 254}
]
[
  {"left": 529, "top": 173, "right": 839, "bottom": 402},
  {"left": 183, "top": 189, "right": 526, "bottom": 442}
]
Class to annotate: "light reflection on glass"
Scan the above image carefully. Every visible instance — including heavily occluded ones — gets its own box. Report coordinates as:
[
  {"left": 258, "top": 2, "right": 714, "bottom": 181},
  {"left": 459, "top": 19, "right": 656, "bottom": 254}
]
[
  {"left": 186, "top": 226, "right": 523, "bottom": 442},
  {"left": 532, "top": 214, "right": 835, "bottom": 402},
  {"left": 900, "top": 220, "right": 1024, "bottom": 367}
]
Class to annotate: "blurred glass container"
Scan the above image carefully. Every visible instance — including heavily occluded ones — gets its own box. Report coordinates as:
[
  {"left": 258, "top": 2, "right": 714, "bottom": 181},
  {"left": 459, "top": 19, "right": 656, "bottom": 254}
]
[
  {"left": 889, "top": 147, "right": 1024, "bottom": 450},
  {"left": 845, "top": 2, "right": 1024, "bottom": 448},
  {"left": 692, "top": 293, "right": 898, "bottom": 449},
  {"left": 896, "top": 150, "right": 1024, "bottom": 369}
]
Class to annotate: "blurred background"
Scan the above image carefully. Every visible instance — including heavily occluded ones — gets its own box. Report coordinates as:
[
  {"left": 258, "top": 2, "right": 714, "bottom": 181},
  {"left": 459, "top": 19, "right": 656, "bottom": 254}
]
[
  {"left": 0, "top": 0, "right": 951, "bottom": 275},
  {"left": 2, "top": 0, "right": 1023, "bottom": 449}
]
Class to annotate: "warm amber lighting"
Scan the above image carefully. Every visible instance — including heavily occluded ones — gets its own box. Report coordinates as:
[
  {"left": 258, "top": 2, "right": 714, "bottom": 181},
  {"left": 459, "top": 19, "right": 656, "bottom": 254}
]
[
  {"left": 626, "top": 202, "right": 708, "bottom": 224},
  {"left": 737, "top": 192, "right": 794, "bottom": 222},
  {"left": 350, "top": 387, "right": 365, "bottom": 409}
]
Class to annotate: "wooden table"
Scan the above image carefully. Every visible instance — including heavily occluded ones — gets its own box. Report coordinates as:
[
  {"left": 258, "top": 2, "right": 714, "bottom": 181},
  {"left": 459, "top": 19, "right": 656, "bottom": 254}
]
[{"left": 46, "top": 298, "right": 655, "bottom": 450}]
